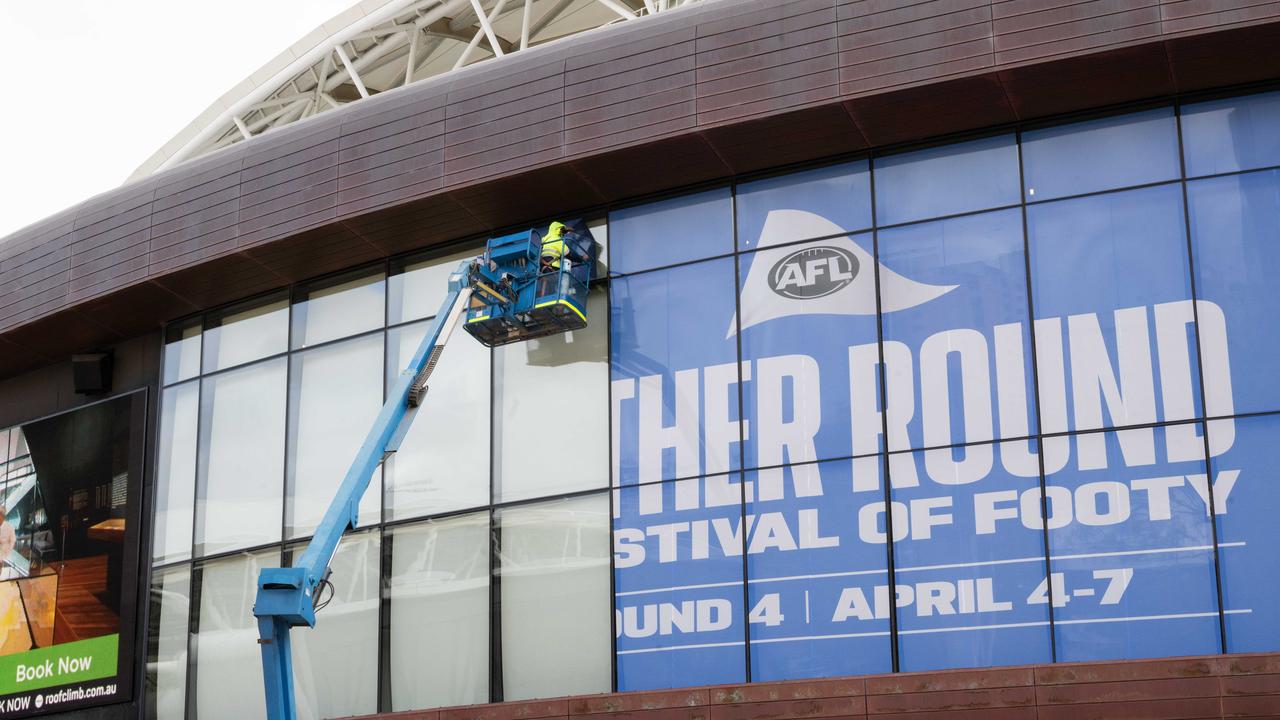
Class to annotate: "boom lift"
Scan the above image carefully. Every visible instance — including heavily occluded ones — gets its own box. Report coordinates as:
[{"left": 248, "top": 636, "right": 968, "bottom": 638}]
[{"left": 253, "top": 221, "right": 599, "bottom": 720}]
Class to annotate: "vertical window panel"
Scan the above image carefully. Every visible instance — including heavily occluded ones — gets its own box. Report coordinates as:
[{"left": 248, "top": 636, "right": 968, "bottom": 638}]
[
  {"left": 385, "top": 322, "right": 489, "bottom": 521},
  {"left": 164, "top": 321, "right": 201, "bottom": 386},
  {"left": 389, "top": 513, "right": 490, "bottom": 710},
  {"left": 388, "top": 247, "right": 479, "bottom": 326},
  {"left": 291, "top": 270, "right": 385, "bottom": 349},
  {"left": 1046, "top": 426, "right": 1220, "bottom": 662},
  {"left": 746, "top": 460, "right": 892, "bottom": 681},
  {"left": 494, "top": 288, "right": 608, "bottom": 503},
  {"left": 1028, "top": 184, "right": 1198, "bottom": 435},
  {"left": 892, "top": 445, "right": 1052, "bottom": 671},
  {"left": 1209, "top": 414, "right": 1278, "bottom": 653},
  {"left": 614, "top": 478, "right": 746, "bottom": 690},
  {"left": 736, "top": 161, "right": 872, "bottom": 250},
  {"left": 610, "top": 257, "right": 738, "bottom": 486},
  {"left": 874, "top": 134, "right": 1020, "bottom": 226},
  {"left": 286, "top": 333, "right": 383, "bottom": 539},
  {"left": 146, "top": 565, "right": 190, "bottom": 720},
  {"left": 202, "top": 295, "right": 289, "bottom": 373},
  {"left": 1022, "top": 108, "right": 1180, "bottom": 201},
  {"left": 499, "top": 493, "right": 610, "bottom": 700},
  {"left": 155, "top": 381, "right": 198, "bottom": 564},
  {"left": 195, "top": 358, "right": 286, "bottom": 556},
  {"left": 195, "top": 549, "right": 280, "bottom": 720},
  {"left": 1187, "top": 170, "right": 1280, "bottom": 416},
  {"left": 738, "top": 233, "right": 880, "bottom": 468},
  {"left": 1182, "top": 90, "right": 1280, "bottom": 177},
  {"left": 289, "top": 531, "right": 379, "bottom": 720},
  {"left": 610, "top": 188, "right": 733, "bottom": 274},
  {"left": 879, "top": 208, "right": 1035, "bottom": 450}
]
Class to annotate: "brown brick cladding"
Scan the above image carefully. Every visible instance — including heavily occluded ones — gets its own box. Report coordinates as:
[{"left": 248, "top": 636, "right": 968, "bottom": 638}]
[
  {"left": 351, "top": 652, "right": 1280, "bottom": 720},
  {"left": 1, "top": 0, "right": 1279, "bottom": 377}
]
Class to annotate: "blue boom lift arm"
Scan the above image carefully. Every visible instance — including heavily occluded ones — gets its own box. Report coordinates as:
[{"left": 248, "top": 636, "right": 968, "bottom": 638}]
[{"left": 252, "top": 222, "right": 598, "bottom": 720}]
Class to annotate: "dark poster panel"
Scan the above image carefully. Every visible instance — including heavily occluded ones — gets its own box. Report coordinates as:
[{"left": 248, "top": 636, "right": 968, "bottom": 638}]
[{"left": 0, "top": 393, "right": 145, "bottom": 717}]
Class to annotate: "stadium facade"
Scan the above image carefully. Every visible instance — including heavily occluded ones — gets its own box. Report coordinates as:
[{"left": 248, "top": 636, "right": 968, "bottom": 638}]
[{"left": 1, "top": 0, "right": 1280, "bottom": 718}]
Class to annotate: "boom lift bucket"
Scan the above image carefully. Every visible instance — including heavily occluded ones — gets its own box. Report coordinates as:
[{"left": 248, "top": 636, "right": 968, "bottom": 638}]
[{"left": 463, "top": 220, "right": 598, "bottom": 346}]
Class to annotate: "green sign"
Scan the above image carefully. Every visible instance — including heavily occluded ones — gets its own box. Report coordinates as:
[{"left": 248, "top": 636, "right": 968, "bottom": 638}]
[{"left": 0, "top": 634, "right": 117, "bottom": 695}]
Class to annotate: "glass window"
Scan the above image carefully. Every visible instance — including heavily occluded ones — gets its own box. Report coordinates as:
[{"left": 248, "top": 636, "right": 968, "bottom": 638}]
[
  {"left": 874, "top": 134, "right": 1020, "bottom": 226},
  {"left": 164, "top": 321, "right": 201, "bottom": 386},
  {"left": 498, "top": 493, "right": 610, "bottom": 700},
  {"left": 1022, "top": 108, "right": 1180, "bottom": 201},
  {"left": 389, "top": 512, "right": 489, "bottom": 710},
  {"left": 736, "top": 161, "right": 872, "bottom": 250},
  {"left": 611, "top": 258, "right": 738, "bottom": 486},
  {"left": 146, "top": 565, "right": 190, "bottom": 720},
  {"left": 892, "top": 445, "right": 1052, "bottom": 671},
  {"left": 388, "top": 246, "right": 479, "bottom": 326},
  {"left": 286, "top": 333, "right": 383, "bottom": 539},
  {"left": 587, "top": 216, "right": 608, "bottom": 276},
  {"left": 384, "top": 321, "right": 489, "bottom": 521},
  {"left": 1046, "top": 426, "right": 1220, "bottom": 662},
  {"left": 1209, "top": 414, "right": 1278, "bottom": 653},
  {"left": 202, "top": 295, "right": 289, "bottom": 373},
  {"left": 610, "top": 188, "right": 733, "bottom": 274},
  {"left": 746, "top": 460, "right": 891, "bottom": 681},
  {"left": 195, "top": 358, "right": 286, "bottom": 556},
  {"left": 1188, "top": 170, "right": 1280, "bottom": 416},
  {"left": 614, "top": 478, "right": 746, "bottom": 690},
  {"left": 291, "top": 270, "right": 385, "bottom": 349},
  {"left": 738, "top": 233, "right": 881, "bottom": 468},
  {"left": 287, "top": 531, "right": 379, "bottom": 720},
  {"left": 1182, "top": 90, "right": 1280, "bottom": 177},
  {"left": 194, "top": 549, "right": 279, "bottom": 720},
  {"left": 155, "top": 381, "right": 198, "bottom": 564},
  {"left": 494, "top": 288, "right": 608, "bottom": 503},
  {"left": 1028, "top": 184, "right": 1197, "bottom": 435},
  {"left": 880, "top": 209, "right": 1035, "bottom": 451}
]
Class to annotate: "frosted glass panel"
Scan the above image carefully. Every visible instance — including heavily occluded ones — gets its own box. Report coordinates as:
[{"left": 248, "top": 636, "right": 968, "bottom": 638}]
[
  {"left": 195, "top": 549, "right": 279, "bottom": 720},
  {"left": 146, "top": 566, "right": 189, "bottom": 720},
  {"left": 289, "top": 532, "right": 379, "bottom": 720},
  {"left": 389, "top": 247, "right": 481, "bottom": 325},
  {"left": 390, "top": 513, "right": 490, "bottom": 710},
  {"left": 497, "top": 493, "right": 610, "bottom": 700},
  {"left": 291, "top": 271, "right": 385, "bottom": 349},
  {"left": 196, "top": 359, "right": 286, "bottom": 555},
  {"left": 164, "top": 321, "right": 201, "bottom": 386},
  {"left": 286, "top": 334, "right": 383, "bottom": 539},
  {"left": 494, "top": 288, "right": 608, "bottom": 503},
  {"left": 203, "top": 296, "right": 288, "bottom": 372},
  {"left": 385, "top": 322, "right": 489, "bottom": 520},
  {"left": 155, "top": 382, "right": 198, "bottom": 563}
]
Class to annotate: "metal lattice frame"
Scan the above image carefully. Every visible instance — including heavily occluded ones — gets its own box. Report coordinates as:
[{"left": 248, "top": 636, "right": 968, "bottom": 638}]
[{"left": 139, "top": 0, "right": 703, "bottom": 177}]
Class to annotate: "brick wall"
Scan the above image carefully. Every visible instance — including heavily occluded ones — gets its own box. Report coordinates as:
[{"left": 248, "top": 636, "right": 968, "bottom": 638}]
[{"left": 352, "top": 653, "right": 1280, "bottom": 720}]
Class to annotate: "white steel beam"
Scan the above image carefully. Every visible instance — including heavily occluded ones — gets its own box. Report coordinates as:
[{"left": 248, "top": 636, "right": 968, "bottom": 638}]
[
  {"left": 334, "top": 44, "right": 370, "bottom": 98},
  {"left": 469, "top": 0, "right": 505, "bottom": 57}
]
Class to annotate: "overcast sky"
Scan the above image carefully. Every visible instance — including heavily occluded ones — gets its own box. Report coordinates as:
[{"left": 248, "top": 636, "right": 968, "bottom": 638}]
[{"left": 0, "top": 0, "right": 358, "bottom": 239}]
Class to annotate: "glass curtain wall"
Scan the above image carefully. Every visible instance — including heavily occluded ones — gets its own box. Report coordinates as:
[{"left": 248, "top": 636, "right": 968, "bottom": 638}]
[
  {"left": 149, "top": 228, "right": 612, "bottom": 718},
  {"left": 148, "top": 88, "right": 1280, "bottom": 713}
]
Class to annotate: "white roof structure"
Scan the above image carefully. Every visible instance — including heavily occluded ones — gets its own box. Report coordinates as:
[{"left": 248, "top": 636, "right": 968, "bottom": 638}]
[{"left": 130, "top": 0, "right": 702, "bottom": 180}]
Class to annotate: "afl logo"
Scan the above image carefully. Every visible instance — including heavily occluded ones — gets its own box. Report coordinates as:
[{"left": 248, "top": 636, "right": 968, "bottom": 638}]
[{"left": 768, "top": 246, "right": 859, "bottom": 300}]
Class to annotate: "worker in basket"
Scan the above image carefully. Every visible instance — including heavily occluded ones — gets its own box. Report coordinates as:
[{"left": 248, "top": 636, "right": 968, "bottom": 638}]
[{"left": 539, "top": 221, "right": 582, "bottom": 299}]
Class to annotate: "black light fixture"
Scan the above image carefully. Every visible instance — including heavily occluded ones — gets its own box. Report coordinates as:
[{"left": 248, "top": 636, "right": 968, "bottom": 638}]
[{"left": 71, "top": 352, "right": 113, "bottom": 395}]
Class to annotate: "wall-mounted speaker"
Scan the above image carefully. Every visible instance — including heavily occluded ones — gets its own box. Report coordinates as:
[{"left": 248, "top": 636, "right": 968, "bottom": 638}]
[{"left": 71, "top": 352, "right": 113, "bottom": 395}]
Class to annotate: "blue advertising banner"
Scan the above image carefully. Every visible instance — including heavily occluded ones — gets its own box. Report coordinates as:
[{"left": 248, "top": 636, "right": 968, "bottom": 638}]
[{"left": 609, "top": 96, "right": 1278, "bottom": 691}]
